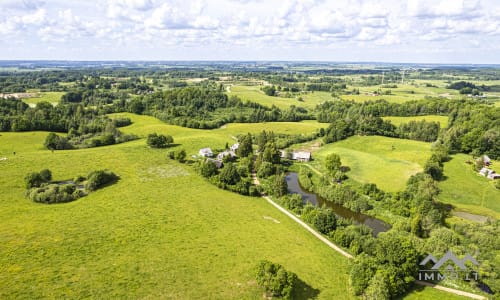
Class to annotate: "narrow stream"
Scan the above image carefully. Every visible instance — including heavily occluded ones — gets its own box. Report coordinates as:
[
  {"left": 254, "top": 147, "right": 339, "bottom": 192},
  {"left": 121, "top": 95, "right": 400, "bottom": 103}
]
[{"left": 286, "top": 172, "right": 391, "bottom": 236}]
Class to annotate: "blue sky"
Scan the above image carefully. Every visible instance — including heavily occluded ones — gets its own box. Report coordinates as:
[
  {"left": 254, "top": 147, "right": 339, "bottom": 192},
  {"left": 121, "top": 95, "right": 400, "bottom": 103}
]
[{"left": 0, "top": 0, "right": 499, "bottom": 63}]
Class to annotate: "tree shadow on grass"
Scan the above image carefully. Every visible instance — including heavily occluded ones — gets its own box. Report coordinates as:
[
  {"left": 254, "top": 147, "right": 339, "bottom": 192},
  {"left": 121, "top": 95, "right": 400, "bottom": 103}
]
[{"left": 293, "top": 277, "right": 320, "bottom": 299}]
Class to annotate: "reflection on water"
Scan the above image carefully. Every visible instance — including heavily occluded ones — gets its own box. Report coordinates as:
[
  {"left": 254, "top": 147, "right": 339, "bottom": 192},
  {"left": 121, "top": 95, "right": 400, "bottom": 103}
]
[{"left": 286, "top": 172, "right": 391, "bottom": 236}]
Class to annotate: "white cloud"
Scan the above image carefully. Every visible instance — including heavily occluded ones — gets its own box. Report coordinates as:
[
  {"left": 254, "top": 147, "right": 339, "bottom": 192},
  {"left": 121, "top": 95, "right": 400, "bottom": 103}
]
[{"left": 0, "top": 0, "right": 499, "bottom": 62}]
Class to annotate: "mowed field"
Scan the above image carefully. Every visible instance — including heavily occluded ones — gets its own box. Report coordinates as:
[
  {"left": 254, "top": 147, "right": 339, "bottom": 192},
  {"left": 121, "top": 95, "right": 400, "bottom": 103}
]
[
  {"left": 0, "top": 115, "right": 352, "bottom": 299},
  {"left": 23, "top": 92, "right": 65, "bottom": 107},
  {"left": 305, "top": 136, "right": 431, "bottom": 192},
  {"left": 0, "top": 114, "right": 469, "bottom": 299},
  {"left": 438, "top": 154, "right": 500, "bottom": 219},
  {"left": 383, "top": 115, "right": 449, "bottom": 128},
  {"left": 227, "top": 85, "right": 330, "bottom": 109}
]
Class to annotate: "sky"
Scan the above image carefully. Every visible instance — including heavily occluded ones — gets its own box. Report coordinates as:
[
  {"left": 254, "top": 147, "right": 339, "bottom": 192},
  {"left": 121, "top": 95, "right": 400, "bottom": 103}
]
[{"left": 0, "top": 0, "right": 499, "bottom": 63}]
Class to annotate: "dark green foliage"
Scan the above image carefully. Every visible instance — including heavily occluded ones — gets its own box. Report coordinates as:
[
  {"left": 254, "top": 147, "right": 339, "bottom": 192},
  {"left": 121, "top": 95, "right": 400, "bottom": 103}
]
[
  {"left": 147, "top": 133, "right": 173, "bottom": 148},
  {"left": 397, "top": 120, "right": 440, "bottom": 142},
  {"left": 270, "top": 173, "right": 288, "bottom": 198},
  {"left": 25, "top": 172, "right": 47, "bottom": 189},
  {"left": 175, "top": 149, "right": 186, "bottom": 163},
  {"left": 85, "top": 170, "right": 119, "bottom": 191},
  {"left": 257, "top": 161, "right": 276, "bottom": 178},
  {"left": 262, "top": 85, "right": 277, "bottom": 96},
  {"left": 61, "top": 91, "right": 83, "bottom": 103},
  {"left": 255, "top": 260, "right": 297, "bottom": 299},
  {"left": 325, "top": 153, "right": 341, "bottom": 176},
  {"left": 39, "top": 169, "right": 52, "bottom": 182},
  {"left": 200, "top": 160, "right": 218, "bottom": 178},
  {"left": 236, "top": 133, "right": 253, "bottom": 157},
  {"left": 44, "top": 132, "right": 72, "bottom": 150},
  {"left": 312, "top": 208, "right": 337, "bottom": 234},
  {"left": 27, "top": 184, "right": 83, "bottom": 204},
  {"left": 350, "top": 254, "right": 378, "bottom": 295},
  {"left": 424, "top": 154, "right": 444, "bottom": 180},
  {"left": 219, "top": 163, "right": 240, "bottom": 185},
  {"left": 280, "top": 194, "right": 303, "bottom": 214}
]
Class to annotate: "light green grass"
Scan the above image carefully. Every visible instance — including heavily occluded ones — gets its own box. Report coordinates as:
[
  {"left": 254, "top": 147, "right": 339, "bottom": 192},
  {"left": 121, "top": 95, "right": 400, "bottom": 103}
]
[
  {"left": 400, "top": 285, "right": 470, "bottom": 300},
  {"left": 437, "top": 154, "right": 500, "bottom": 219},
  {"left": 23, "top": 92, "right": 65, "bottom": 106},
  {"left": 307, "top": 136, "right": 431, "bottom": 192},
  {"left": 0, "top": 115, "right": 483, "bottom": 299},
  {"left": 228, "top": 85, "right": 328, "bottom": 109},
  {"left": 0, "top": 118, "right": 354, "bottom": 299},
  {"left": 383, "top": 115, "right": 449, "bottom": 128}
]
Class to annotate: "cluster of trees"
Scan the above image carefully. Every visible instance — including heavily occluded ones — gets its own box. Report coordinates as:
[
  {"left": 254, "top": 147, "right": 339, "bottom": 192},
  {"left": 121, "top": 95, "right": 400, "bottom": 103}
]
[
  {"left": 255, "top": 260, "right": 297, "bottom": 299},
  {"left": 147, "top": 133, "right": 174, "bottom": 148},
  {"left": 396, "top": 120, "right": 441, "bottom": 142},
  {"left": 168, "top": 149, "right": 187, "bottom": 163},
  {"left": 0, "top": 98, "right": 137, "bottom": 149},
  {"left": 85, "top": 170, "right": 119, "bottom": 191},
  {"left": 447, "top": 81, "right": 487, "bottom": 95},
  {"left": 25, "top": 169, "right": 118, "bottom": 204},
  {"left": 121, "top": 86, "right": 311, "bottom": 129},
  {"left": 316, "top": 98, "right": 499, "bottom": 158}
]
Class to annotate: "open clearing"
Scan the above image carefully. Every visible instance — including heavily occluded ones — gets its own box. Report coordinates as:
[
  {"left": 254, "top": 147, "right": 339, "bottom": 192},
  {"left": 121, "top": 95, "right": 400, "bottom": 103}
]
[
  {"left": 383, "top": 115, "right": 449, "bottom": 128},
  {"left": 438, "top": 154, "right": 500, "bottom": 219},
  {"left": 305, "top": 136, "right": 431, "bottom": 192},
  {"left": 22, "top": 92, "right": 65, "bottom": 106},
  {"left": 0, "top": 114, "right": 475, "bottom": 299}
]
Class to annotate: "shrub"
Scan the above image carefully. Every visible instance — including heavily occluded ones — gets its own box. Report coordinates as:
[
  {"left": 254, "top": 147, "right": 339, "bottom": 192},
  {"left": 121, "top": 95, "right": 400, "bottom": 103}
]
[
  {"left": 85, "top": 170, "right": 119, "bottom": 191},
  {"left": 255, "top": 260, "right": 297, "bottom": 299},
  {"left": 27, "top": 184, "right": 82, "bottom": 204},
  {"left": 39, "top": 169, "right": 52, "bottom": 182},
  {"left": 25, "top": 169, "right": 52, "bottom": 188},
  {"left": 147, "top": 133, "right": 173, "bottom": 148}
]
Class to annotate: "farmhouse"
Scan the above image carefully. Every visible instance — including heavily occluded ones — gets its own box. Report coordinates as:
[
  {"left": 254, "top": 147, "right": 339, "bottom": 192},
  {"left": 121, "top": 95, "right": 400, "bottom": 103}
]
[
  {"left": 230, "top": 143, "right": 239, "bottom": 151},
  {"left": 292, "top": 151, "right": 312, "bottom": 162},
  {"left": 217, "top": 150, "right": 236, "bottom": 161},
  {"left": 206, "top": 158, "right": 223, "bottom": 168},
  {"left": 479, "top": 167, "right": 500, "bottom": 180},
  {"left": 483, "top": 155, "right": 491, "bottom": 166},
  {"left": 199, "top": 148, "right": 214, "bottom": 157}
]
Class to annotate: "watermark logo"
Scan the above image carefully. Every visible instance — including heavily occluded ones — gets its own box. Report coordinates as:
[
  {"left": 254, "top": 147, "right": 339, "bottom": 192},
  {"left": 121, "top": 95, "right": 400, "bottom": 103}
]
[{"left": 418, "top": 250, "right": 479, "bottom": 281}]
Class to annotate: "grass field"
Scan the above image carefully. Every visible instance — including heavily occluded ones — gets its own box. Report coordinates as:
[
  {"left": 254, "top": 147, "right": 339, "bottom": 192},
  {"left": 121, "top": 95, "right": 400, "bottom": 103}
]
[
  {"left": 437, "top": 154, "right": 500, "bottom": 219},
  {"left": 383, "top": 115, "right": 449, "bottom": 128},
  {"left": 0, "top": 115, "right": 477, "bottom": 299},
  {"left": 304, "top": 136, "right": 431, "bottom": 192},
  {"left": 227, "top": 85, "right": 330, "bottom": 109},
  {"left": 0, "top": 115, "right": 355, "bottom": 299},
  {"left": 23, "top": 92, "right": 65, "bottom": 106}
]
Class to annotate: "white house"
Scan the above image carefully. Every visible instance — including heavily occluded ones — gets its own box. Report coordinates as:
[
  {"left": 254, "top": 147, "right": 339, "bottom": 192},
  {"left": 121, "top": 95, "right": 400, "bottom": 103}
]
[
  {"left": 479, "top": 167, "right": 500, "bottom": 180},
  {"left": 217, "top": 150, "right": 236, "bottom": 161},
  {"left": 199, "top": 148, "right": 214, "bottom": 157},
  {"left": 230, "top": 143, "right": 239, "bottom": 151},
  {"left": 292, "top": 151, "right": 312, "bottom": 162},
  {"left": 206, "top": 158, "right": 223, "bottom": 168}
]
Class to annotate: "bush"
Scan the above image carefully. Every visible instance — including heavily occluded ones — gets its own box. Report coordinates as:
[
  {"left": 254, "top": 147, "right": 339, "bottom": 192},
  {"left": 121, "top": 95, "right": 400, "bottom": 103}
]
[
  {"left": 85, "top": 170, "right": 119, "bottom": 191},
  {"left": 255, "top": 260, "right": 297, "bottom": 299},
  {"left": 27, "top": 184, "right": 83, "bottom": 204},
  {"left": 39, "top": 169, "right": 52, "bottom": 182},
  {"left": 147, "top": 133, "right": 173, "bottom": 148},
  {"left": 44, "top": 132, "right": 72, "bottom": 150},
  {"left": 312, "top": 208, "right": 337, "bottom": 234},
  {"left": 25, "top": 169, "right": 52, "bottom": 188}
]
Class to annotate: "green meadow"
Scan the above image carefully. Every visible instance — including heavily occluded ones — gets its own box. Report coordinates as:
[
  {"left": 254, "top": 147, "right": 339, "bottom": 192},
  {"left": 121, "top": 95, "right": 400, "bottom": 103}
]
[
  {"left": 0, "top": 127, "right": 354, "bottom": 299},
  {"left": 0, "top": 114, "right": 463, "bottom": 299},
  {"left": 227, "top": 85, "right": 329, "bottom": 109},
  {"left": 23, "top": 92, "right": 65, "bottom": 106},
  {"left": 438, "top": 153, "right": 500, "bottom": 219},
  {"left": 304, "top": 136, "right": 431, "bottom": 192},
  {"left": 383, "top": 115, "right": 449, "bottom": 128}
]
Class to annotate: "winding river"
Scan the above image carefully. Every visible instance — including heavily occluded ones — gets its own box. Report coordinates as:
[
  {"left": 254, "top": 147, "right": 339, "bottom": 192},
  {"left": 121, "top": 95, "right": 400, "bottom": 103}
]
[{"left": 286, "top": 172, "right": 391, "bottom": 236}]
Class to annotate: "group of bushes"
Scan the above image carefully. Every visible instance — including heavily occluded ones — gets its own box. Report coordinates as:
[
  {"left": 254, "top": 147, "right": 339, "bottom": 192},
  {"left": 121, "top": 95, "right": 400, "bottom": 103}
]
[
  {"left": 147, "top": 133, "right": 174, "bottom": 148},
  {"left": 24, "top": 169, "right": 118, "bottom": 204}
]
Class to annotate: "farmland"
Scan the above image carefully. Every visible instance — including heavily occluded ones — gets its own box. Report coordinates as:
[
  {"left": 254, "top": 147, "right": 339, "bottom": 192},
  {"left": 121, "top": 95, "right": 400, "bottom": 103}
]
[
  {"left": 0, "top": 62, "right": 498, "bottom": 299},
  {"left": 0, "top": 125, "right": 355, "bottom": 299},
  {"left": 301, "top": 136, "right": 431, "bottom": 192},
  {"left": 437, "top": 154, "right": 500, "bottom": 219}
]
